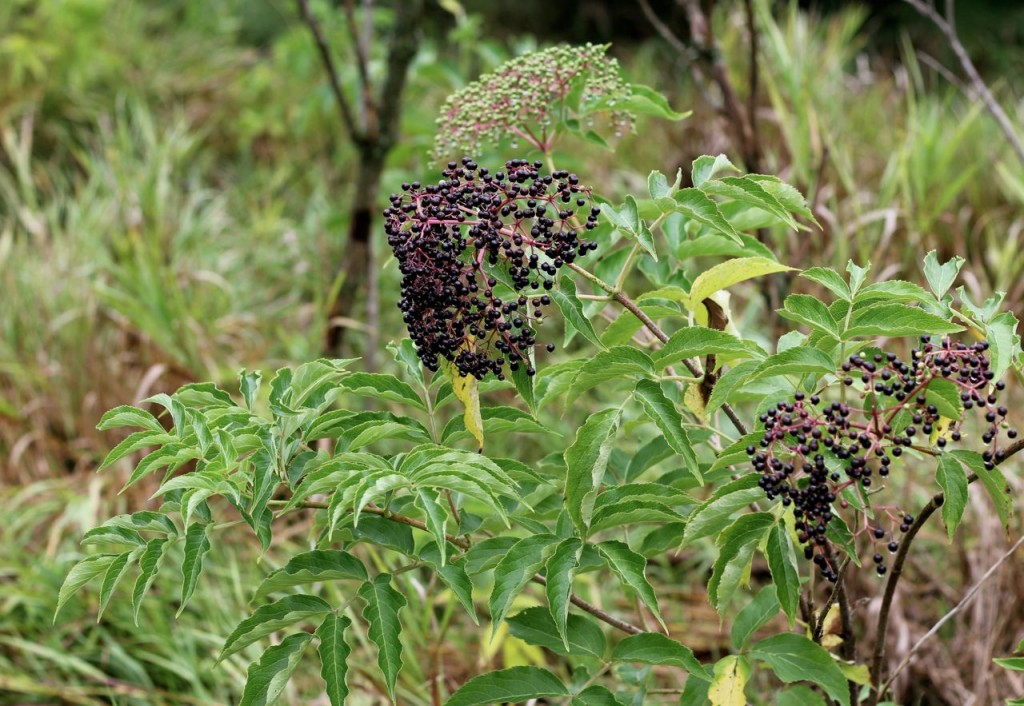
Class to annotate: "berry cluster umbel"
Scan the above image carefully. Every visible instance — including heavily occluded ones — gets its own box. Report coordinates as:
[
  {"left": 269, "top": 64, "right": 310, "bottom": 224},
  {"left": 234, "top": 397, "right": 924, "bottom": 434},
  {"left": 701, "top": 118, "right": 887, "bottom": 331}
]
[
  {"left": 745, "top": 337, "right": 1015, "bottom": 580},
  {"left": 432, "top": 44, "right": 632, "bottom": 163},
  {"left": 384, "top": 158, "right": 599, "bottom": 379}
]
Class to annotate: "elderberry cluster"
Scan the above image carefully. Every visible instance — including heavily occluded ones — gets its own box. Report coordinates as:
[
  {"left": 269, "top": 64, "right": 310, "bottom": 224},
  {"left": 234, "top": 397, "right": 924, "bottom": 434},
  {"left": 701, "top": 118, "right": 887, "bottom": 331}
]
[
  {"left": 384, "top": 158, "right": 599, "bottom": 379},
  {"left": 745, "top": 337, "right": 1015, "bottom": 580}
]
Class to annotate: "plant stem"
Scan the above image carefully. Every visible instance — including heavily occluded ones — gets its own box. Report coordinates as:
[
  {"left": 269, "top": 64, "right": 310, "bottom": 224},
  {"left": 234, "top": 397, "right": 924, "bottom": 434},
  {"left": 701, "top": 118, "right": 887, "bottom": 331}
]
[
  {"left": 291, "top": 501, "right": 648, "bottom": 635},
  {"left": 868, "top": 437, "right": 1024, "bottom": 704},
  {"left": 565, "top": 262, "right": 749, "bottom": 436}
]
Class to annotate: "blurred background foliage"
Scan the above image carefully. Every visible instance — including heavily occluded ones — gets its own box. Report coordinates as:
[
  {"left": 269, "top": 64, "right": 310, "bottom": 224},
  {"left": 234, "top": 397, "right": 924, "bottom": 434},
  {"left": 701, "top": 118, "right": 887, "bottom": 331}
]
[{"left": 2, "top": 0, "right": 1024, "bottom": 703}]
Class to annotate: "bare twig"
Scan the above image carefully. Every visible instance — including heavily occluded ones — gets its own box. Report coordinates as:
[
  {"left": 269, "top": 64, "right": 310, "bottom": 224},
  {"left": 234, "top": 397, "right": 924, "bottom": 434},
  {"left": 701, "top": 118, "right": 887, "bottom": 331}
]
[
  {"left": 869, "top": 437, "right": 1024, "bottom": 704},
  {"left": 904, "top": 0, "right": 1024, "bottom": 165},
  {"left": 881, "top": 533, "right": 1024, "bottom": 694},
  {"left": 295, "top": 0, "right": 362, "bottom": 145}
]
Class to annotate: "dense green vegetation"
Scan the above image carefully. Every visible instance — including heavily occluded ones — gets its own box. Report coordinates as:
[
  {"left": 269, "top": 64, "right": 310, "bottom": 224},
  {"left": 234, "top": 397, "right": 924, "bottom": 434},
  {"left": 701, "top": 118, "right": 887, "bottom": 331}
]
[{"left": 3, "top": 1, "right": 1024, "bottom": 704}]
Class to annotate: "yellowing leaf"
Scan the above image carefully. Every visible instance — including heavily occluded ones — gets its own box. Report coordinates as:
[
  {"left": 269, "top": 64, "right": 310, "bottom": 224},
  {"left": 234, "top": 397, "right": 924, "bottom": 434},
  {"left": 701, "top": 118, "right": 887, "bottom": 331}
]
[
  {"left": 688, "top": 258, "right": 795, "bottom": 326},
  {"left": 836, "top": 659, "right": 871, "bottom": 685},
  {"left": 443, "top": 359, "right": 484, "bottom": 452},
  {"left": 684, "top": 384, "right": 707, "bottom": 422},
  {"left": 929, "top": 416, "right": 954, "bottom": 446},
  {"left": 708, "top": 655, "right": 749, "bottom": 706}
]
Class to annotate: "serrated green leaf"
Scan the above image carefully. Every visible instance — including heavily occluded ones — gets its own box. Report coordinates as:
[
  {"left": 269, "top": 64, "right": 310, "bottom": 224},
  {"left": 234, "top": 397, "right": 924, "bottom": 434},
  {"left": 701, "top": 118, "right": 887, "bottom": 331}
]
[
  {"left": 986, "top": 311, "right": 1021, "bottom": 381},
  {"left": 238, "top": 632, "right": 313, "bottom": 706},
  {"left": 254, "top": 550, "right": 367, "bottom": 601},
  {"left": 611, "top": 632, "right": 703, "bottom": 674},
  {"left": 776, "top": 685, "right": 827, "bottom": 706},
  {"left": 98, "top": 430, "right": 170, "bottom": 471},
  {"left": 709, "top": 513, "right": 774, "bottom": 614},
  {"left": 564, "top": 407, "right": 622, "bottom": 534},
  {"left": 573, "top": 685, "right": 627, "bottom": 706},
  {"left": 178, "top": 522, "right": 211, "bottom": 616},
  {"left": 633, "top": 379, "right": 699, "bottom": 480},
  {"left": 855, "top": 280, "right": 934, "bottom": 305},
  {"left": 682, "top": 474, "right": 763, "bottom": 545},
  {"left": 132, "top": 538, "right": 169, "bottom": 624},
  {"left": 97, "top": 549, "right": 139, "bottom": 621},
  {"left": 552, "top": 276, "right": 603, "bottom": 349},
  {"left": 766, "top": 524, "right": 800, "bottom": 625},
  {"left": 923, "top": 250, "right": 965, "bottom": 299},
  {"left": 701, "top": 176, "right": 799, "bottom": 229},
  {"left": 220, "top": 594, "right": 332, "bottom": 661},
  {"left": 596, "top": 540, "right": 665, "bottom": 630},
  {"left": 359, "top": 574, "right": 407, "bottom": 700},
  {"left": 706, "top": 360, "right": 762, "bottom": 414},
  {"left": 653, "top": 327, "right": 763, "bottom": 369},
  {"left": 568, "top": 347, "right": 655, "bottom": 402},
  {"left": 746, "top": 347, "right": 836, "bottom": 382},
  {"left": 800, "top": 267, "right": 850, "bottom": 301},
  {"left": 936, "top": 454, "right": 969, "bottom": 541},
  {"left": 97, "top": 405, "right": 164, "bottom": 433},
  {"left": 750, "top": 633, "right": 850, "bottom": 706},
  {"left": 745, "top": 174, "right": 817, "bottom": 224},
  {"left": 673, "top": 188, "right": 742, "bottom": 245},
  {"left": 489, "top": 534, "right": 558, "bottom": 632},
  {"left": 316, "top": 614, "right": 352, "bottom": 706},
  {"left": 779, "top": 294, "right": 839, "bottom": 338},
  {"left": 951, "top": 450, "right": 1012, "bottom": 530},
  {"left": 239, "top": 369, "right": 262, "bottom": 410},
  {"left": 648, "top": 170, "right": 675, "bottom": 200},
  {"left": 510, "top": 348, "right": 538, "bottom": 415},
  {"left": 414, "top": 489, "right": 450, "bottom": 566},
  {"left": 692, "top": 154, "right": 738, "bottom": 188},
  {"left": 844, "top": 303, "right": 963, "bottom": 339},
  {"left": 925, "top": 377, "right": 964, "bottom": 419},
  {"left": 616, "top": 84, "right": 689, "bottom": 120},
  {"left": 445, "top": 666, "right": 569, "bottom": 706},
  {"left": 464, "top": 536, "right": 519, "bottom": 575},
  {"left": 506, "top": 606, "right": 606, "bottom": 658},
  {"left": 340, "top": 373, "right": 426, "bottom": 411},
  {"left": 419, "top": 542, "right": 477, "bottom": 623},
  {"left": 545, "top": 538, "right": 582, "bottom": 649},
  {"left": 730, "top": 585, "right": 781, "bottom": 649}
]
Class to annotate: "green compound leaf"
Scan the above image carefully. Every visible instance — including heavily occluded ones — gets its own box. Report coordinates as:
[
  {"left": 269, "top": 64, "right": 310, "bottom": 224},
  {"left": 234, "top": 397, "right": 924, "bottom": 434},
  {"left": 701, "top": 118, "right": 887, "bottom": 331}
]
[
  {"left": 652, "top": 326, "right": 764, "bottom": 369},
  {"left": 220, "top": 595, "right": 332, "bottom": 661},
  {"left": 673, "top": 188, "right": 743, "bottom": 245},
  {"left": 339, "top": 372, "right": 426, "bottom": 411},
  {"left": 950, "top": 450, "right": 1012, "bottom": 530},
  {"left": 544, "top": 538, "right": 583, "bottom": 649},
  {"left": 419, "top": 542, "right": 478, "bottom": 624},
  {"left": 611, "top": 632, "right": 703, "bottom": 674},
  {"left": 844, "top": 303, "right": 963, "bottom": 340},
  {"left": 445, "top": 666, "right": 569, "bottom": 706},
  {"left": 923, "top": 250, "right": 965, "bottom": 299},
  {"left": 132, "top": 538, "right": 169, "bottom": 624},
  {"left": 936, "top": 454, "right": 969, "bottom": 541},
  {"left": 97, "top": 405, "right": 165, "bottom": 433},
  {"left": 564, "top": 407, "right": 621, "bottom": 535},
  {"left": 316, "top": 614, "right": 352, "bottom": 706},
  {"left": 551, "top": 276, "right": 603, "bottom": 349},
  {"left": 178, "top": 521, "right": 212, "bottom": 616},
  {"left": 765, "top": 524, "right": 800, "bottom": 625},
  {"left": 596, "top": 540, "right": 666, "bottom": 631},
  {"left": 489, "top": 534, "right": 558, "bottom": 632},
  {"left": 55, "top": 554, "right": 117, "bottom": 620},
  {"left": 750, "top": 633, "right": 850, "bottom": 706},
  {"left": 633, "top": 379, "right": 699, "bottom": 481},
  {"left": 97, "top": 549, "right": 139, "bottom": 621},
  {"left": 682, "top": 473, "right": 763, "bottom": 545},
  {"left": 730, "top": 585, "right": 781, "bottom": 650},
  {"left": 506, "top": 607, "right": 606, "bottom": 658},
  {"left": 568, "top": 347, "right": 655, "bottom": 402},
  {"left": 801, "top": 267, "right": 851, "bottom": 301},
  {"left": 746, "top": 347, "right": 836, "bottom": 383},
  {"left": 254, "top": 550, "right": 368, "bottom": 602},
  {"left": 709, "top": 513, "right": 775, "bottom": 615},
  {"left": 779, "top": 294, "right": 839, "bottom": 338},
  {"left": 239, "top": 632, "right": 313, "bottom": 706},
  {"left": 359, "top": 574, "right": 407, "bottom": 701}
]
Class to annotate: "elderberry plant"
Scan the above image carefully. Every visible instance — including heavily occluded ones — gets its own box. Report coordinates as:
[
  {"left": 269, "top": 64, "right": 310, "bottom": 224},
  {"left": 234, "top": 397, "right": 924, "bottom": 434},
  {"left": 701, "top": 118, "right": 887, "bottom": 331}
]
[{"left": 58, "top": 42, "right": 1024, "bottom": 706}]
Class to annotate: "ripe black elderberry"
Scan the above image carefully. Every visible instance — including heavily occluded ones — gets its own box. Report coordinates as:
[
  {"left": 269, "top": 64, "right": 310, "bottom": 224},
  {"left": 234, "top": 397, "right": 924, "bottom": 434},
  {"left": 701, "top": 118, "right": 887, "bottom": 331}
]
[
  {"left": 745, "top": 336, "right": 1013, "bottom": 578},
  {"left": 384, "top": 158, "right": 599, "bottom": 379}
]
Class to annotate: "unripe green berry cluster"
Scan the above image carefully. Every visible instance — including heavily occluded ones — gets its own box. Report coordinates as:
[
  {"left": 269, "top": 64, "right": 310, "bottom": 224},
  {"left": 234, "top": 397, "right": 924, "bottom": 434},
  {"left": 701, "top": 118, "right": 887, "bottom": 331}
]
[{"left": 431, "top": 43, "right": 632, "bottom": 163}]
